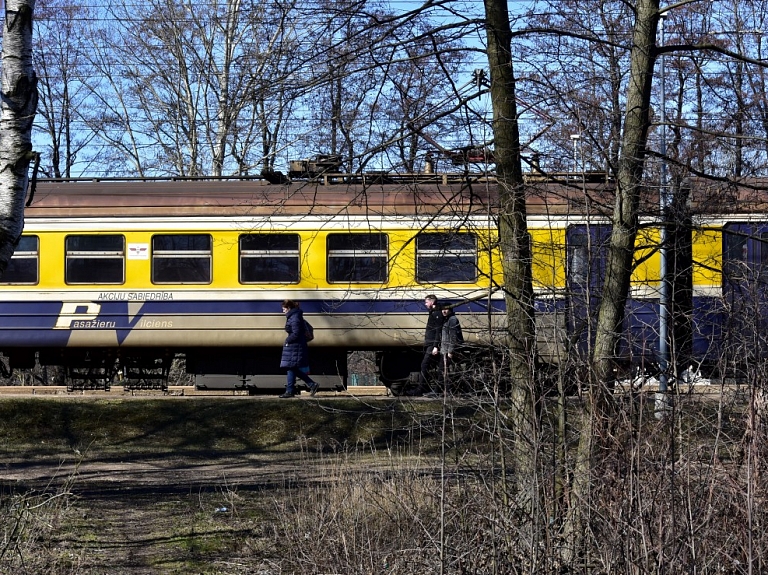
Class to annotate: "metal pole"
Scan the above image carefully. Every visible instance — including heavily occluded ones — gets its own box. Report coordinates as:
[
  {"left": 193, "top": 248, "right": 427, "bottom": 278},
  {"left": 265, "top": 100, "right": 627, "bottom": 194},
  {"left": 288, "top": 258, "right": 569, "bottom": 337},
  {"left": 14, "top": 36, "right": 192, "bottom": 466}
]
[{"left": 657, "top": 14, "right": 670, "bottom": 414}]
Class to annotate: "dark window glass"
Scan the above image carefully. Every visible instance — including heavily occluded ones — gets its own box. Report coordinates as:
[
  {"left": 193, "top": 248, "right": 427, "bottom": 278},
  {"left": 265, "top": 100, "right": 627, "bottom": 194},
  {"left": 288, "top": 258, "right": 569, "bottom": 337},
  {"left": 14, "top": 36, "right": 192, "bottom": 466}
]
[
  {"left": 67, "top": 235, "right": 124, "bottom": 251},
  {"left": 760, "top": 233, "right": 768, "bottom": 267},
  {"left": 724, "top": 229, "right": 748, "bottom": 280},
  {"left": 327, "top": 233, "right": 387, "bottom": 283},
  {"left": 153, "top": 235, "right": 211, "bottom": 251},
  {"left": 416, "top": 232, "right": 477, "bottom": 283},
  {"left": 240, "top": 234, "right": 300, "bottom": 283},
  {"left": 567, "top": 231, "right": 590, "bottom": 286},
  {"left": 0, "top": 235, "right": 38, "bottom": 284},
  {"left": 566, "top": 226, "right": 612, "bottom": 291},
  {"left": 152, "top": 234, "right": 211, "bottom": 284},
  {"left": 65, "top": 235, "right": 125, "bottom": 284}
]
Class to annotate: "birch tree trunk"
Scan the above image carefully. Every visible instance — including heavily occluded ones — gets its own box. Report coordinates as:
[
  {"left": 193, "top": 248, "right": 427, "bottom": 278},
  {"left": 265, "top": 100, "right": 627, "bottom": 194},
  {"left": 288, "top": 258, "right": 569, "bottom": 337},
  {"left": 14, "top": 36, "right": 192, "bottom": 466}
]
[{"left": 0, "top": 0, "right": 37, "bottom": 276}]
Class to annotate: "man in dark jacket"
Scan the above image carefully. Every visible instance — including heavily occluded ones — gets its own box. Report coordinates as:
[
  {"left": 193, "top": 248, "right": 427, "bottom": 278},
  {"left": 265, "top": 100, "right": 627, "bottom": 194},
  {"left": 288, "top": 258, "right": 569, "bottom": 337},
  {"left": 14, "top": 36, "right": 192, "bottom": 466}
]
[
  {"left": 279, "top": 300, "right": 319, "bottom": 398},
  {"left": 409, "top": 294, "right": 445, "bottom": 396}
]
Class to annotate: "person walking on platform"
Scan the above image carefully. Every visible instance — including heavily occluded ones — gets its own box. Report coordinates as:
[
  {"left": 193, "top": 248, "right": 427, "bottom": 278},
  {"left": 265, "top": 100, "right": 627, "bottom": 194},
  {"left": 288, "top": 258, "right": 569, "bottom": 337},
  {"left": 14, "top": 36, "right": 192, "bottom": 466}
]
[
  {"left": 279, "top": 300, "right": 319, "bottom": 398},
  {"left": 409, "top": 294, "right": 445, "bottom": 396},
  {"left": 439, "top": 305, "right": 464, "bottom": 394}
]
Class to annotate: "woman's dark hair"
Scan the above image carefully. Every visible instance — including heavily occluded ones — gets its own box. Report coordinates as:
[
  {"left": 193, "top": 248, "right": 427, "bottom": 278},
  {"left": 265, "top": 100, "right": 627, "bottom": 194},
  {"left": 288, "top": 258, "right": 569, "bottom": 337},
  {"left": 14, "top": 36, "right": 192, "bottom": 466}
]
[{"left": 282, "top": 299, "right": 299, "bottom": 309}]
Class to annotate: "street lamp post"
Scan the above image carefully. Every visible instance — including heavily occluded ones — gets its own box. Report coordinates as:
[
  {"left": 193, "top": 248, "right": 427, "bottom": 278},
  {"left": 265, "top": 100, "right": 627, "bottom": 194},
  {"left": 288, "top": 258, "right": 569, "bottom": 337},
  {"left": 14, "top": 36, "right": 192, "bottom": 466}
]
[{"left": 570, "top": 134, "right": 581, "bottom": 174}]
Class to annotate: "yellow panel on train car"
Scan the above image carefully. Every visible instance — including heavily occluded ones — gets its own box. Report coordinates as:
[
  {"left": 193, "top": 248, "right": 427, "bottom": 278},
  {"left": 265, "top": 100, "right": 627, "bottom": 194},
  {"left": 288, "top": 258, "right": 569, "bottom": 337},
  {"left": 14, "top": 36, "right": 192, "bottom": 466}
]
[
  {"left": 692, "top": 227, "right": 722, "bottom": 292},
  {"left": 459, "top": 226, "right": 498, "bottom": 287},
  {"left": 299, "top": 230, "right": 324, "bottom": 288},
  {"left": 530, "top": 227, "right": 566, "bottom": 291},
  {"left": 123, "top": 231, "right": 152, "bottom": 290},
  {"left": 631, "top": 227, "right": 661, "bottom": 287},
  {"left": 383, "top": 230, "right": 415, "bottom": 288},
  {"left": 37, "top": 232, "right": 64, "bottom": 289},
  {"left": 210, "top": 231, "right": 239, "bottom": 288}
]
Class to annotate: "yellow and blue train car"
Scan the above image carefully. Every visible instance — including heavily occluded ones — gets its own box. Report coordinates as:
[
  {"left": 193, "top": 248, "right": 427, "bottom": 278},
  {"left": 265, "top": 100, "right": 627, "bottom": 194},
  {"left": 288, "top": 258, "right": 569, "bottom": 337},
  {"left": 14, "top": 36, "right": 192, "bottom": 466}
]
[
  {"left": 0, "top": 175, "right": 764, "bottom": 391},
  {"left": 1, "top": 177, "right": 510, "bottom": 391}
]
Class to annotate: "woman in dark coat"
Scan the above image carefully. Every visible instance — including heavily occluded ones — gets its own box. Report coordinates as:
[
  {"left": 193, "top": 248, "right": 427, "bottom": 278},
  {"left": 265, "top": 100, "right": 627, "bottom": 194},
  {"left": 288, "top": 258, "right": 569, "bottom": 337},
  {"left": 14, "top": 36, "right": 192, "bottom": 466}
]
[{"left": 279, "top": 300, "right": 319, "bottom": 398}]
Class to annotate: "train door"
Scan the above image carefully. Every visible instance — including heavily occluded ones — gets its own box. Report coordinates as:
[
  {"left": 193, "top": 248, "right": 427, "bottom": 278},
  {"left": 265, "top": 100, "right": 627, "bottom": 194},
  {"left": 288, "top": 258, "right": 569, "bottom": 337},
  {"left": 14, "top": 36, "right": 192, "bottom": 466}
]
[
  {"left": 567, "top": 219, "right": 696, "bottom": 379},
  {"left": 566, "top": 225, "right": 612, "bottom": 364},
  {"left": 722, "top": 222, "right": 768, "bottom": 372}
]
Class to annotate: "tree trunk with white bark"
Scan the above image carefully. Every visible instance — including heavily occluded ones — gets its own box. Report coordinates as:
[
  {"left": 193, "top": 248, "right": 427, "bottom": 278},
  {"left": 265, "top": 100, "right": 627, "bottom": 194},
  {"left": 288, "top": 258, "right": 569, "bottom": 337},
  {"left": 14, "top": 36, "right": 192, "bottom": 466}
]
[{"left": 0, "top": 0, "right": 37, "bottom": 276}]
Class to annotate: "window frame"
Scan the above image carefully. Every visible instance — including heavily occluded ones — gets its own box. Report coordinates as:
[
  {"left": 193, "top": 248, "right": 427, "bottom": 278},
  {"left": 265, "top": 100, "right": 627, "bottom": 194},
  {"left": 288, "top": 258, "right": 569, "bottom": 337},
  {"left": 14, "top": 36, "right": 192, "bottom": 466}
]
[
  {"left": 151, "top": 234, "right": 212, "bottom": 285},
  {"left": 65, "top": 234, "right": 126, "bottom": 285},
  {"left": 416, "top": 232, "right": 478, "bottom": 284},
  {"left": 327, "top": 233, "right": 389, "bottom": 284},
  {"left": 0, "top": 235, "right": 39, "bottom": 285},
  {"left": 239, "top": 233, "right": 301, "bottom": 284}
]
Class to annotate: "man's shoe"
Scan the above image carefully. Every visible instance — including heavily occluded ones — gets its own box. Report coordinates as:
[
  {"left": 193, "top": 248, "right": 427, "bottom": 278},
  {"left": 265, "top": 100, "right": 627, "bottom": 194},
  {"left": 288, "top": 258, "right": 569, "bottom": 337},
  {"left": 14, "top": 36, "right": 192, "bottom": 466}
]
[
  {"left": 278, "top": 392, "right": 294, "bottom": 398},
  {"left": 309, "top": 383, "right": 319, "bottom": 397}
]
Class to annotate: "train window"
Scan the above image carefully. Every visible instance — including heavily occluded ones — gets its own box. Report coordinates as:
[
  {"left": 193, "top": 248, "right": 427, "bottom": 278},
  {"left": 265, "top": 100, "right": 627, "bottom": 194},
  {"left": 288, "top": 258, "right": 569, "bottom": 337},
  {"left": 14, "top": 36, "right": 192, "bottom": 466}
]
[
  {"left": 760, "top": 233, "right": 768, "bottom": 270},
  {"left": 723, "top": 227, "right": 748, "bottom": 280},
  {"left": 0, "top": 235, "right": 38, "bottom": 284},
  {"left": 416, "top": 232, "right": 477, "bottom": 283},
  {"left": 239, "top": 234, "right": 300, "bottom": 283},
  {"left": 152, "top": 234, "right": 211, "bottom": 284},
  {"left": 65, "top": 235, "right": 125, "bottom": 284},
  {"left": 567, "top": 232, "right": 590, "bottom": 287},
  {"left": 327, "top": 233, "right": 388, "bottom": 283},
  {"left": 566, "top": 225, "right": 611, "bottom": 291}
]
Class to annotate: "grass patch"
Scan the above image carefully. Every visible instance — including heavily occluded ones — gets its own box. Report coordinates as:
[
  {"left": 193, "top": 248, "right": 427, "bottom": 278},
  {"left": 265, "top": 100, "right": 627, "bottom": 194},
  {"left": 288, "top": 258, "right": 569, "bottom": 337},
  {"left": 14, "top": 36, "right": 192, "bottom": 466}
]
[{"left": 0, "top": 396, "right": 466, "bottom": 457}]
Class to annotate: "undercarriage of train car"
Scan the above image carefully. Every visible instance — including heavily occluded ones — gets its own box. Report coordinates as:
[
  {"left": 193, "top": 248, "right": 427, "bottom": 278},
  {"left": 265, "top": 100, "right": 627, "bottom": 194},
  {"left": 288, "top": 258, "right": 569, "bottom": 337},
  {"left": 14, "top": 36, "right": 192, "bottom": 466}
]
[
  {"left": 0, "top": 348, "right": 169, "bottom": 391},
  {"left": 185, "top": 346, "right": 349, "bottom": 395},
  {"left": 0, "top": 345, "right": 351, "bottom": 394}
]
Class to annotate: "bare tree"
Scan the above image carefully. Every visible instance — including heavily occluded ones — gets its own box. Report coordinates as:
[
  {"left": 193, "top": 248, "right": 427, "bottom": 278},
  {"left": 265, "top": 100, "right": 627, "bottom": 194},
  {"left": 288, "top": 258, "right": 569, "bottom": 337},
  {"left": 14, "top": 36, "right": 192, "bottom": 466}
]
[
  {"left": 77, "top": 0, "right": 298, "bottom": 177},
  {"left": 33, "top": 0, "right": 93, "bottom": 178},
  {"left": 522, "top": 0, "right": 636, "bottom": 176},
  {"left": 483, "top": 0, "right": 538, "bottom": 524}
]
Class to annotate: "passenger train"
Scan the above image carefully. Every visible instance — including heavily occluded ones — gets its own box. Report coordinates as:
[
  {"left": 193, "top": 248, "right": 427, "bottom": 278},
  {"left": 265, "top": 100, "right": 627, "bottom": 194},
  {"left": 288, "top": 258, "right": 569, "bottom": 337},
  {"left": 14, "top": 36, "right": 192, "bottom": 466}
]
[{"left": 0, "top": 172, "right": 765, "bottom": 392}]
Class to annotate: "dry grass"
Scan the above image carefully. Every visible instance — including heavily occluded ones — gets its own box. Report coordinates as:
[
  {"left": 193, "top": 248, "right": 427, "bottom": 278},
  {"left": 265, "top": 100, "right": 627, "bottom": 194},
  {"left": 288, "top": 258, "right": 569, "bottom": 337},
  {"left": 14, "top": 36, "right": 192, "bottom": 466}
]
[{"left": 2, "top": 389, "right": 768, "bottom": 573}]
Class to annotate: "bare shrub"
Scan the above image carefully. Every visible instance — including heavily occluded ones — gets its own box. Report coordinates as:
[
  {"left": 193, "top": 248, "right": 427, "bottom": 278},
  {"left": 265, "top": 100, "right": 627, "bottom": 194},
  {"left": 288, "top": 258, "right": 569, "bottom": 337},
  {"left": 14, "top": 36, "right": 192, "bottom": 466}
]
[
  {"left": 0, "top": 483, "right": 79, "bottom": 573},
  {"left": 264, "top": 339, "right": 768, "bottom": 575}
]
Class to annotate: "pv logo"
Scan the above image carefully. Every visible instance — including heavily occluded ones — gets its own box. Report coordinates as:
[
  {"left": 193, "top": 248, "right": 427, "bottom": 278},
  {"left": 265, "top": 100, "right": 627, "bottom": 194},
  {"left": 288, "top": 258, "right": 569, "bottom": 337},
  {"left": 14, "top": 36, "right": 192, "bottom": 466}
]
[{"left": 54, "top": 302, "right": 102, "bottom": 329}]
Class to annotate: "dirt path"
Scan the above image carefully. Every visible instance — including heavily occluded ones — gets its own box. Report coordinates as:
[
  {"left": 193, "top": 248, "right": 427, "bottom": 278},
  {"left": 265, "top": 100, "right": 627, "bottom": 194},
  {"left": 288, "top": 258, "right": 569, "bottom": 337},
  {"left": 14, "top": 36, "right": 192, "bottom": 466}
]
[
  {"left": 0, "top": 394, "right": 440, "bottom": 573},
  {"left": 3, "top": 449, "right": 319, "bottom": 574}
]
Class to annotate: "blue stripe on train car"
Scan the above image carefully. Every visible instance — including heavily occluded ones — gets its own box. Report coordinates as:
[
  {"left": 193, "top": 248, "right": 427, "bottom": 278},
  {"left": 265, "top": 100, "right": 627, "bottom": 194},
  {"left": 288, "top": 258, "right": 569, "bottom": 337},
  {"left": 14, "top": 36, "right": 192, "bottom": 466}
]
[
  {"left": 0, "top": 297, "right": 510, "bottom": 347},
  {"left": 0, "top": 297, "right": 508, "bottom": 319}
]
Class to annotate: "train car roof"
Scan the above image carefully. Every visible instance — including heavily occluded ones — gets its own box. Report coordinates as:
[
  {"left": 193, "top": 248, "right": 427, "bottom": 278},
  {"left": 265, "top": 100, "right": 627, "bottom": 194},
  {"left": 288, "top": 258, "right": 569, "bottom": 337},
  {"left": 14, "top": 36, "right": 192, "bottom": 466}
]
[
  {"left": 23, "top": 174, "right": 617, "bottom": 219},
  {"left": 24, "top": 176, "right": 499, "bottom": 218},
  {"left": 687, "top": 177, "right": 768, "bottom": 214},
  {"left": 26, "top": 173, "right": 765, "bottom": 220}
]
